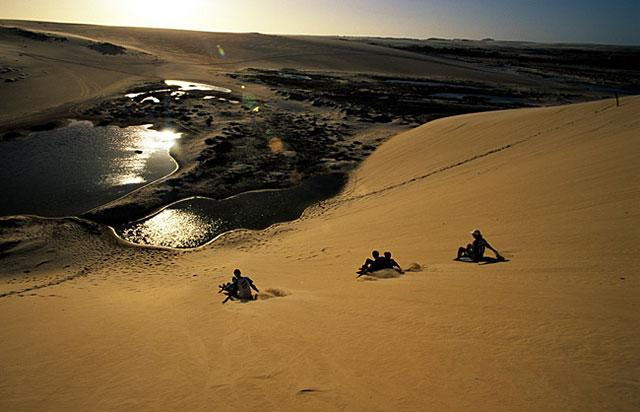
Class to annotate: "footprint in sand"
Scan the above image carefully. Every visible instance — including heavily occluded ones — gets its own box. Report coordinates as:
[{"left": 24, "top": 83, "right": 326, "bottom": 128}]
[{"left": 297, "top": 388, "right": 326, "bottom": 395}]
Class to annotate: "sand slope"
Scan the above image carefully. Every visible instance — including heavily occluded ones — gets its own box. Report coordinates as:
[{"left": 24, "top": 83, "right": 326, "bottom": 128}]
[{"left": 1, "top": 97, "right": 638, "bottom": 411}]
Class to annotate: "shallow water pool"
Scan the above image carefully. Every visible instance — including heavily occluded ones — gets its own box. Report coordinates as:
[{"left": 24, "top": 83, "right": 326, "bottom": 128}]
[
  {"left": 116, "top": 174, "right": 346, "bottom": 248},
  {"left": 164, "top": 80, "right": 232, "bottom": 94},
  {"left": 0, "top": 121, "right": 180, "bottom": 217}
]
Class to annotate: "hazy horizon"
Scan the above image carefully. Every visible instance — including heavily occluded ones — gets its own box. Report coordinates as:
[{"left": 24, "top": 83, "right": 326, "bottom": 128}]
[{"left": 1, "top": 0, "right": 638, "bottom": 46}]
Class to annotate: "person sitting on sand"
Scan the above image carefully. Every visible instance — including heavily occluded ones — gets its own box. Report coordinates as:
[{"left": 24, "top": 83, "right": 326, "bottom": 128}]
[
  {"left": 383, "top": 251, "right": 404, "bottom": 273},
  {"left": 358, "top": 250, "right": 387, "bottom": 274},
  {"left": 232, "top": 269, "right": 259, "bottom": 300},
  {"left": 456, "top": 229, "right": 504, "bottom": 262}
]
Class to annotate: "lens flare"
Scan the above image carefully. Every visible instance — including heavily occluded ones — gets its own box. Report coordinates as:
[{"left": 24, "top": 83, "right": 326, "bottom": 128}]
[{"left": 268, "top": 137, "right": 284, "bottom": 153}]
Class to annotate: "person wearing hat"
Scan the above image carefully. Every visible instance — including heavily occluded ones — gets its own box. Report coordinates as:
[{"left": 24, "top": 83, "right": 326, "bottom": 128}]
[{"left": 456, "top": 229, "right": 504, "bottom": 262}]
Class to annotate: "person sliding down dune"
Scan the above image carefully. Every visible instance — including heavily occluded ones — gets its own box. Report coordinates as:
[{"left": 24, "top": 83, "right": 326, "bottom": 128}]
[
  {"left": 218, "top": 269, "right": 259, "bottom": 303},
  {"left": 456, "top": 229, "right": 505, "bottom": 262},
  {"left": 357, "top": 250, "right": 404, "bottom": 276},
  {"left": 357, "top": 250, "right": 387, "bottom": 275},
  {"left": 383, "top": 251, "right": 404, "bottom": 273},
  {"left": 234, "top": 269, "right": 259, "bottom": 300}
]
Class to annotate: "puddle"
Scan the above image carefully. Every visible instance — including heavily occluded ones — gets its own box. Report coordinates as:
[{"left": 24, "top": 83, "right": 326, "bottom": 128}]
[
  {"left": 140, "top": 96, "right": 160, "bottom": 104},
  {"left": 126, "top": 89, "right": 170, "bottom": 100},
  {"left": 279, "top": 73, "right": 312, "bottom": 81},
  {"left": 125, "top": 92, "right": 146, "bottom": 99},
  {"left": 116, "top": 174, "right": 346, "bottom": 248},
  {"left": 164, "top": 80, "right": 232, "bottom": 93},
  {"left": 0, "top": 121, "right": 180, "bottom": 217},
  {"left": 125, "top": 80, "right": 231, "bottom": 102}
]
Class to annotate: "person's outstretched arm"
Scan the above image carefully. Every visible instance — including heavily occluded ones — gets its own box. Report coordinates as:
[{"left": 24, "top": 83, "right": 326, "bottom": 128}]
[
  {"left": 485, "top": 240, "right": 503, "bottom": 258},
  {"left": 391, "top": 259, "right": 404, "bottom": 273},
  {"left": 249, "top": 279, "right": 259, "bottom": 292}
]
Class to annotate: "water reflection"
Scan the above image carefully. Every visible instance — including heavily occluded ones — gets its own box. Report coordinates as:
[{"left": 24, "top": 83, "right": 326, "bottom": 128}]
[
  {"left": 140, "top": 128, "right": 181, "bottom": 151},
  {"left": 116, "top": 174, "right": 346, "bottom": 249},
  {"left": 120, "top": 208, "right": 223, "bottom": 248},
  {"left": 164, "top": 80, "right": 232, "bottom": 93},
  {"left": 106, "top": 126, "right": 181, "bottom": 187},
  {"left": 279, "top": 73, "right": 312, "bottom": 81},
  {"left": 140, "top": 96, "right": 160, "bottom": 104},
  {"left": 126, "top": 89, "right": 169, "bottom": 101},
  {"left": 125, "top": 79, "right": 232, "bottom": 102},
  {"left": 0, "top": 121, "right": 179, "bottom": 217}
]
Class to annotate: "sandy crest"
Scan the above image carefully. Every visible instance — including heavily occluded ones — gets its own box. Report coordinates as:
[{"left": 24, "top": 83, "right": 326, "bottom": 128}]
[{"left": 0, "top": 97, "right": 638, "bottom": 411}]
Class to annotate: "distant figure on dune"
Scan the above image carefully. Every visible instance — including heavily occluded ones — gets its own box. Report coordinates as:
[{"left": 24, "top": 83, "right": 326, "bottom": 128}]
[
  {"left": 456, "top": 229, "right": 505, "bottom": 263},
  {"left": 384, "top": 251, "right": 404, "bottom": 273},
  {"left": 218, "top": 269, "right": 259, "bottom": 303},
  {"left": 357, "top": 250, "right": 404, "bottom": 276}
]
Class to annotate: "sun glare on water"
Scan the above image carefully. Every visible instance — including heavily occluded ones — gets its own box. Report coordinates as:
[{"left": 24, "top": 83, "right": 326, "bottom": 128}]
[
  {"left": 142, "top": 128, "right": 181, "bottom": 151},
  {"left": 107, "top": 126, "right": 180, "bottom": 187}
]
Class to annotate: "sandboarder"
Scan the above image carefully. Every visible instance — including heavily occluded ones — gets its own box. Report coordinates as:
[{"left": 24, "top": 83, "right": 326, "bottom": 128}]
[
  {"left": 456, "top": 229, "right": 504, "bottom": 262},
  {"left": 218, "top": 269, "right": 259, "bottom": 303},
  {"left": 357, "top": 250, "right": 387, "bottom": 275},
  {"left": 383, "top": 251, "right": 404, "bottom": 273}
]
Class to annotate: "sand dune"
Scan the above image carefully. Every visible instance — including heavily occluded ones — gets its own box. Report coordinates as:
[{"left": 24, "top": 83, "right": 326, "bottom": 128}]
[
  {"left": 1, "top": 96, "right": 638, "bottom": 410},
  {"left": 3, "top": 20, "right": 524, "bottom": 79},
  {"left": 0, "top": 19, "right": 544, "bottom": 132}
]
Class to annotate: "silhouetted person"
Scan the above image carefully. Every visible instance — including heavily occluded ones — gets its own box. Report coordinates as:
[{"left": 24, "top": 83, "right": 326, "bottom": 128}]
[
  {"left": 232, "top": 268, "right": 259, "bottom": 300},
  {"left": 456, "top": 229, "right": 504, "bottom": 262},
  {"left": 358, "top": 250, "right": 387, "bottom": 275},
  {"left": 383, "top": 251, "right": 404, "bottom": 273}
]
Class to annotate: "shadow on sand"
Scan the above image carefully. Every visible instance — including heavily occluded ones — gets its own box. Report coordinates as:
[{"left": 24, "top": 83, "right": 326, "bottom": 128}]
[{"left": 454, "top": 257, "right": 510, "bottom": 265}]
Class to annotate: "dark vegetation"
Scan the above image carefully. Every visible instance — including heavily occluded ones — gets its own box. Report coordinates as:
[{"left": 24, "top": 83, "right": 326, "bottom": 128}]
[
  {"left": 88, "top": 42, "right": 126, "bottom": 55},
  {"left": 233, "top": 69, "right": 569, "bottom": 125},
  {"left": 0, "top": 26, "right": 67, "bottom": 42},
  {"left": 362, "top": 39, "right": 640, "bottom": 91}
]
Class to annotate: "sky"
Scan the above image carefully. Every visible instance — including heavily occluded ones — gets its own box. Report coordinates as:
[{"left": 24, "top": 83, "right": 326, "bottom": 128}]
[{"left": 1, "top": 0, "right": 638, "bottom": 45}]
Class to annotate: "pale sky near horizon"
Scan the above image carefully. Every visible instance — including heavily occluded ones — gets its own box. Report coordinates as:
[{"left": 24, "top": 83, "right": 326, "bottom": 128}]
[{"left": 1, "top": 0, "right": 638, "bottom": 45}]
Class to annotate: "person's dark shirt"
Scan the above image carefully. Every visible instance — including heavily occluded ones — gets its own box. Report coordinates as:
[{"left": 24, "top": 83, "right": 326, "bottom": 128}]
[
  {"left": 370, "top": 256, "right": 387, "bottom": 271},
  {"left": 472, "top": 238, "right": 487, "bottom": 259},
  {"left": 386, "top": 258, "right": 400, "bottom": 270}
]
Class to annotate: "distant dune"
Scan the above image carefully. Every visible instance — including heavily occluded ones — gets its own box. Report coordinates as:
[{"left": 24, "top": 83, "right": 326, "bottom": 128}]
[
  {"left": 1, "top": 96, "right": 637, "bottom": 410},
  {"left": 0, "top": 19, "right": 552, "bottom": 130}
]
